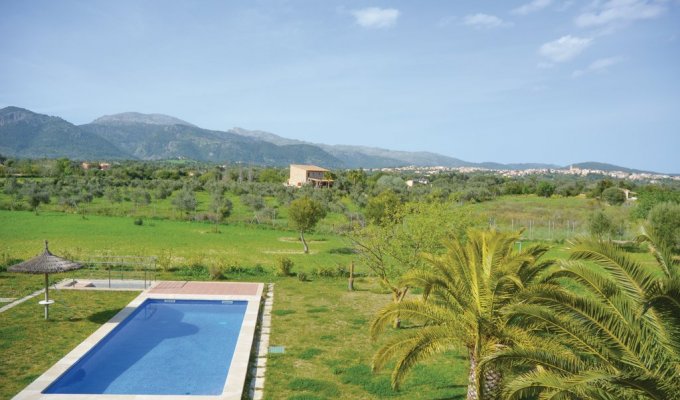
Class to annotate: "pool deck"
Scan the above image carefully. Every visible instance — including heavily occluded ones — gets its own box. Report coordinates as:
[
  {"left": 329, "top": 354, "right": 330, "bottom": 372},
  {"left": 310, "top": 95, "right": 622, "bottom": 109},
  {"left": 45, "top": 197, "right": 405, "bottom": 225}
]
[{"left": 12, "top": 281, "right": 264, "bottom": 400}]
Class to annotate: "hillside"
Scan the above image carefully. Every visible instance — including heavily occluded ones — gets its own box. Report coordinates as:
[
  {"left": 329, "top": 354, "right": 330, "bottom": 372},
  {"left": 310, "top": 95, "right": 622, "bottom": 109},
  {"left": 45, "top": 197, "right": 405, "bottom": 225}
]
[
  {"left": 81, "top": 117, "right": 343, "bottom": 166},
  {"left": 230, "top": 127, "right": 474, "bottom": 168},
  {"left": 0, "top": 107, "right": 128, "bottom": 159},
  {"left": 570, "top": 162, "right": 653, "bottom": 174}
]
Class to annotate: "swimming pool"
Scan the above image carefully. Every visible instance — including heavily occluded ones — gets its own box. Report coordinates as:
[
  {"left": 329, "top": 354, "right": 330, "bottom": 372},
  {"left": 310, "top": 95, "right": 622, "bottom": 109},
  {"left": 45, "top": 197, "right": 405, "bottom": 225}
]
[
  {"left": 14, "top": 281, "right": 264, "bottom": 400},
  {"left": 44, "top": 299, "right": 248, "bottom": 395}
]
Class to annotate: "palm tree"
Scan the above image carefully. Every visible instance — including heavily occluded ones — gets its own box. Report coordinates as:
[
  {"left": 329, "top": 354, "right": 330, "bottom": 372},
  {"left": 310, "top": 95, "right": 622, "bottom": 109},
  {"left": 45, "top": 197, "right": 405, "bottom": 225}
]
[
  {"left": 370, "top": 230, "right": 553, "bottom": 400},
  {"left": 489, "top": 231, "right": 680, "bottom": 400}
]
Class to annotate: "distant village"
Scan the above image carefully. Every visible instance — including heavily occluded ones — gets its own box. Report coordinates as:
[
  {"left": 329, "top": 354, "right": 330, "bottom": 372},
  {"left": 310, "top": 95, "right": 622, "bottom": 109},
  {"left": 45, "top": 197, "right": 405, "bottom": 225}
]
[{"left": 369, "top": 165, "right": 680, "bottom": 183}]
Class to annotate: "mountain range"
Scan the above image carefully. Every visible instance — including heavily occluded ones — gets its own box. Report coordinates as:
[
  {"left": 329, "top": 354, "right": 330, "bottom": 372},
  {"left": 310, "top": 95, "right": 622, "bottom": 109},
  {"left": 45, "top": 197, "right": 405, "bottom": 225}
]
[{"left": 0, "top": 106, "right": 662, "bottom": 173}]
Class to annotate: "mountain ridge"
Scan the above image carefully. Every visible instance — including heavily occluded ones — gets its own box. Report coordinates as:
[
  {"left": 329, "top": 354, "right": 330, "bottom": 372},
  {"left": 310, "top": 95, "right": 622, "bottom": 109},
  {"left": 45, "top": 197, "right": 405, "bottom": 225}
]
[{"left": 0, "top": 107, "right": 671, "bottom": 174}]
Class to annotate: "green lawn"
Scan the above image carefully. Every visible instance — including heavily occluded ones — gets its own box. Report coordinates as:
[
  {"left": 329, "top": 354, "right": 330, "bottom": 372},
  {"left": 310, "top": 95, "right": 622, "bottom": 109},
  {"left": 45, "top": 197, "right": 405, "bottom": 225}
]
[
  {"left": 0, "top": 210, "right": 355, "bottom": 275},
  {"left": 467, "top": 194, "right": 636, "bottom": 240},
  {"left": 264, "top": 277, "right": 468, "bottom": 400}
]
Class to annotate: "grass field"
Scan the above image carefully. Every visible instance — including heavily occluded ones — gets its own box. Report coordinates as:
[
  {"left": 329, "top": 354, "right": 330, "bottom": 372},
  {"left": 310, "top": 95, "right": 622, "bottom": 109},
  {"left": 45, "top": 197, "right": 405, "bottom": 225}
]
[
  {"left": 0, "top": 195, "right": 651, "bottom": 400},
  {"left": 466, "top": 195, "right": 637, "bottom": 240},
  {"left": 0, "top": 210, "right": 356, "bottom": 275},
  {"left": 264, "top": 278, "right": 468, "bottom": 400}
]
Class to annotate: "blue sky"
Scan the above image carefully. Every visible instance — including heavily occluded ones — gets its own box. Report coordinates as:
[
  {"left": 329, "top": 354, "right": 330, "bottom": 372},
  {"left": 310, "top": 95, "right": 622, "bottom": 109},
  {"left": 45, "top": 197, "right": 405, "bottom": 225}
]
[{"left": 1, "top": 0, "right": 679, "bottom": 172}]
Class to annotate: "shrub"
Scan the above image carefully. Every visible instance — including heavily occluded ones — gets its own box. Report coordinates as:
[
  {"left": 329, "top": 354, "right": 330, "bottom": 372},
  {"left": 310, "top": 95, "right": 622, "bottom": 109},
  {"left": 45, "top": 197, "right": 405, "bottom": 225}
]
[
  {"left": 275, "top": 257, "right": 294, "bottom": 277},
  {"left": 177, "top": 265, "right": 209, "bottom": 279},
  {"left": 133, "top": 218, "right": 143, "bottom": 226},
  {"left": 297, "top": 272, "right": 308, "bottom": 282},
  {"left": 314, "top": 267, "right": 336, "bottom": 277},
  {"left": 602, "top": 187, "right": 626, "bottom": 205},
  {"left": 335, "top": 264, "right": 349, "bottom": 278},
  {"left": 536, "top": 181, "right": 556, "bottom": 197},
  {"left": 589, "top": 210, "right": 615, "bottom": 238},
  {"left": 208, "top": 264, "right": 224, "bottom": 280},
  {"left": 648, "top": 202, "right": 680, "bottom": 252}
]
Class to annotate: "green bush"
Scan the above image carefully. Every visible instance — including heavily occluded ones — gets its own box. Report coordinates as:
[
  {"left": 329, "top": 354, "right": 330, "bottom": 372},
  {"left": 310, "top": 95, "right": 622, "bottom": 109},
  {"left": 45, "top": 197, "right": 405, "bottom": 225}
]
[
  {"left": 208, "top": 264, "right": 224, "bottom": 280},
  {"left": 275, "top": 257, "right": 294, "bottom": 277},
  {"left": 589, "top": 210, "right": 615, "bottom": 238},
  {"left": 602, "top": 187, "right": 626, "bottom": 205},
  {"left": 314, "top": 267, "right": 336, "bottom": 277},
  {"left": 297, "top": 272, "right": 308, "bottom": 282},
  {"left": 648, "top": 202, "right": 680, "bottom": 252}
]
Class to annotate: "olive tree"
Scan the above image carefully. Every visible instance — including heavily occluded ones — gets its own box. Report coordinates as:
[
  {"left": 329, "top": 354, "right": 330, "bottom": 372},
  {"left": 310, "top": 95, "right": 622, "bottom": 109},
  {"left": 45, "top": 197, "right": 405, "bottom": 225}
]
[{"left": 288, "top": 196, "right": 327, "bottom": 253}]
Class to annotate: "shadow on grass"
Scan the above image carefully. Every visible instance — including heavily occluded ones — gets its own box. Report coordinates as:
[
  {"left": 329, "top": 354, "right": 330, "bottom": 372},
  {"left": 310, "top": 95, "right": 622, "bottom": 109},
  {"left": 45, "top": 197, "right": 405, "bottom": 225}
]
[
  {"left": 84, "top": 308, "right": 126, "bottom": 324},
  {"left": 432, "top": 394, "right": 466, "bottom": 400}
]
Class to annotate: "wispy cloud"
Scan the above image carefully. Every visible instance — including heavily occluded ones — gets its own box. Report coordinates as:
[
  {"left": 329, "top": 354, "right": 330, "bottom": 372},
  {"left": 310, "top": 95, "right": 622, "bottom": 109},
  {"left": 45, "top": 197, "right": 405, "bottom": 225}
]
[
  {"left": 575, "top": 0, "right": 667, "bottom": 28},
  {"left": 351, "top": 7, "right": 400, "bottom": 29},
  {"left": 463, "top": 13, "right": 513, "bottom": 29},
  {"left": 512, "top": 0, "right": 553, "bottom": 15},
  {"left": 572, "top": 56, "right": 624, "bottom": 77},
  {"left": 539, "top": 35, "right": 593, "bottom": 62}
]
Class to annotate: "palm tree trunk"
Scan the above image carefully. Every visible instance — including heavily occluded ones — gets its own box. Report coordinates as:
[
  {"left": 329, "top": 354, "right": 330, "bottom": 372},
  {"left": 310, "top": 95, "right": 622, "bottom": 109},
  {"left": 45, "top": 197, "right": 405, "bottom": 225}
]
[
  {"left": 466, "top": 349, "right": 479, "bottom": 400},
  {"left": 483, "top": 368, "right": 502, "bottom": 400}
]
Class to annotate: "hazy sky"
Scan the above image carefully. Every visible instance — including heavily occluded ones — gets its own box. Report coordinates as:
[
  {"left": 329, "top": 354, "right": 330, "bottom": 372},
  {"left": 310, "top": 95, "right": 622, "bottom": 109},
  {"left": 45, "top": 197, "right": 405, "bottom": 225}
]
[{"left": 1, "top": 1, "right": 679, "bottom": 172}]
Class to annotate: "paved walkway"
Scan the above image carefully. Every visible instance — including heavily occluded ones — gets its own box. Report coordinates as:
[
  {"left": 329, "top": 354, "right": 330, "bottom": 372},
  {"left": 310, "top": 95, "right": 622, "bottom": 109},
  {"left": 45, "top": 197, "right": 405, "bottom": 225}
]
[
  {"left": 150, "top": 281, "right": 261, "bottom": 296},
  {"left": 0, "top": 288, "right": 47, "bottom": 314}
]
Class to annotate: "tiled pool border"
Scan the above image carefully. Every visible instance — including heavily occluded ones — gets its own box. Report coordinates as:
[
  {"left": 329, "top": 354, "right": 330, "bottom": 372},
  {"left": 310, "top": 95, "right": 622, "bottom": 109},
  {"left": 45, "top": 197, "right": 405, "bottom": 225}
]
[{"left": 12, "top": 281, "right": 264, "bottom": 400}]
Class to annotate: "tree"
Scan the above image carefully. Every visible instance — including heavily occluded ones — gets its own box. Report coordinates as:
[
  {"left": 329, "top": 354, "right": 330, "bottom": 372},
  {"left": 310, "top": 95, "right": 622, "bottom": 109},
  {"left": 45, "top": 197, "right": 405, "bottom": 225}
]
[
  {"left": 240, "top": 194, "right": 265, "bottom": 211},
  {"left": 22, "top": 182, "right": 50, "bottom": 215},
  {"left": 347, "top": 169, "right": 367, "bottom": 188},
  {"left": 589, "top": 210, "right": 615, "bottom": 238},
  {"left": 353, "top": 202, "right": 477, "bottom": 327},
  {"left": 364, "top": 191, "right": 401, "bottom": 225},
  {"left": 258, "top": 168, "right": 285, "bottom": 183},
  {"left": 491, "top": 236, "right": 680, "bottom": 400},
  {"left": 370, "top": 230, "right": 553, "bottom": 399},
  {"left": 602, "top": 186, "right": 626, "bottom": 205},
  {"left": 288, "top": 196, "right": 327, "bottom": 253},
  {"left": 376, "top": 175, "right": 407, "bottom": 192},
  {"left": 632, "top": 186, "right": 680, "bottom": 219},
  {"left": 131, "top": 188, "right": 151, "bottom": 209},
  {"left": 172, "top": 187, "right": 197, "bottom": 216},
  {"left": 647, "top": 202, "right": 680, "bottom": 252},
  {"left": 210, "top": 192, "right": 233, "bottom": 231},
  {"left": 536, "top": 181, "right": 556, "bottom": 197}
]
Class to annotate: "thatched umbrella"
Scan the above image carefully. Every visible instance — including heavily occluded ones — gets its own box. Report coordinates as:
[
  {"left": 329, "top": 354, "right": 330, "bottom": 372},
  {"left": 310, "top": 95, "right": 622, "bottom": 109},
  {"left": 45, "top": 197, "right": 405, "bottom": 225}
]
[{"left": 8, "top": 241, "right": 82, "bottom": 319}]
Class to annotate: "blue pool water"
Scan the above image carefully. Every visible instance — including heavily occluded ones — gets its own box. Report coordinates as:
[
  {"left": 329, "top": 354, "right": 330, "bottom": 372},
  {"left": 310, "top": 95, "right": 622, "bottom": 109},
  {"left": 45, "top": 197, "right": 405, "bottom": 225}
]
[{"left": 44, "top": 299, "right": 248, "bottom": 395}]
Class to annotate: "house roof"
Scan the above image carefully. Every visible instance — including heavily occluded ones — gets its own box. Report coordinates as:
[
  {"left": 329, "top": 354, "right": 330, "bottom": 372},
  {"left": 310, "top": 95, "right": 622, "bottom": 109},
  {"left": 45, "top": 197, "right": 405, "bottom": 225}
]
[{"left": 290, "top": 164, "right": 330, "bottom": 172}]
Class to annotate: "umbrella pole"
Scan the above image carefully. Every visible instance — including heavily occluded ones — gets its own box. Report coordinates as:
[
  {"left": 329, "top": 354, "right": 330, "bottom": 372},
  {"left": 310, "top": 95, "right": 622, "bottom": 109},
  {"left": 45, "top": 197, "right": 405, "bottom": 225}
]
[{"left": 44, "top": 273, "right": 49, "bottom": 320}]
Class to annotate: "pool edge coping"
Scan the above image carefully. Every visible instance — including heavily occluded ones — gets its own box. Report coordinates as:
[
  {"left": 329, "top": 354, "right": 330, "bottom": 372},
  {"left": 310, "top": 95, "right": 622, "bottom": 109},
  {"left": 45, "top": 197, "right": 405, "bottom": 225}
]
[{"left": 12, "top": 281, "right": 264, "bottom": 400}]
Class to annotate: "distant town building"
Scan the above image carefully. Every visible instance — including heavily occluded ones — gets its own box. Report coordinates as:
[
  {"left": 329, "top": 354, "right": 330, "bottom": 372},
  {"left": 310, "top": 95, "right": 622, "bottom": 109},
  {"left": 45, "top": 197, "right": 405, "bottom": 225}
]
[
  {"left": 81, "top": 162, "right": 111, "bottom": 171},
  {"left": 406, "top": 178, "right": 429, "bottom": 187},
  {"left": 288, "top": 164, "right": 333, "bottom": 187}
]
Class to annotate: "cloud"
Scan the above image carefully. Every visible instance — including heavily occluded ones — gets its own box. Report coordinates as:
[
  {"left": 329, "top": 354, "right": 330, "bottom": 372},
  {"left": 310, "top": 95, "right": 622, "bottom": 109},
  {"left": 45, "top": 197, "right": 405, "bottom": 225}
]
[
  {"left": 572, "top": 56, "right": 624, "bottom": 77},
  {"left": 575, "top": 0, "right": 667, "bottom": 28},
  {"left": 351, "top": 7, "right": 400, "bottom": 29},
  {"left": 512, "top": 0, "right": 553, "bottom": 15},
  {"left": 539, "top": 35, "right": 593, "bottom": 62},
  {"left": 463, "top": 13, "right": 513, "bottom": 29}
]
